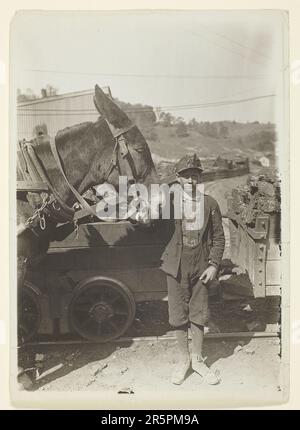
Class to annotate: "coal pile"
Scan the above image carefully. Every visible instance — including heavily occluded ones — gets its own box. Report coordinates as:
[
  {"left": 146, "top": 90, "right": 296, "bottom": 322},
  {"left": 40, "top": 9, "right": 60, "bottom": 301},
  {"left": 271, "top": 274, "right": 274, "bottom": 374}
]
[{"left": 229, "top": 169, "right": 281, "bottom": 227}]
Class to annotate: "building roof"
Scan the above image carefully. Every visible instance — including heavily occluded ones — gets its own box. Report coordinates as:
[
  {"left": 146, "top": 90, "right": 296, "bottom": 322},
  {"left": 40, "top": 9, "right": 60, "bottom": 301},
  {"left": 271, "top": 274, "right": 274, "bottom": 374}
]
[{"left": 17, "top": 86, "right": 112, "bottom": 107}]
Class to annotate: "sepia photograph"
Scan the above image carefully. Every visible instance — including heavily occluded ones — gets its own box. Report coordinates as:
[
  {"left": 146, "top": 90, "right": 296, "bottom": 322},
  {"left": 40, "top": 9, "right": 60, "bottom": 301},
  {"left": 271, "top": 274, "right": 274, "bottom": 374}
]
[{"left": 11, "top": 9, "right": 288, "bottom": 407}]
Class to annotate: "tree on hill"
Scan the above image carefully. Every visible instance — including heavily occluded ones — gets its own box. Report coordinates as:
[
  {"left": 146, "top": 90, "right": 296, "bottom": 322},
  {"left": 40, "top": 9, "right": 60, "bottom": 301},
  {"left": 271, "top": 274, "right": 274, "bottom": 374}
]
[
  {"left": 116, "top": 99, "right": 156, "bottom": 129},
  {"left": 201, "top": 122, "right": 218, "bottom": 138},
  {"left": 175, "top": 120, "right": 189, "bottom": 137},
  {"left": 219, "top": 124, "right": 229, "bottom": 138},
  {"left": 159, "top": 112, "right": 174, "bottom": 127},
  {"left": 174, "top": 116, "right": 184, "bottom": 125},
  {"left": 254, "top": 130, "right": 276, "bottom": 152},
  {"left": 243, "top": 129, "right": 276, "bottom": 153},
  {"left": 188, "top": 118, "right": 199, "bottom": 130}
]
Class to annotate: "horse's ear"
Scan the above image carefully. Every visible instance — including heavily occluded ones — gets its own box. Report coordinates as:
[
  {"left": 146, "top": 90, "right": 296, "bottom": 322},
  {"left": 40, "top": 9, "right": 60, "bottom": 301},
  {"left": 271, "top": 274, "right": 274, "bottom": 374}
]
[{"left": 94, "top": 84, "right": 132, "bottom": 130}]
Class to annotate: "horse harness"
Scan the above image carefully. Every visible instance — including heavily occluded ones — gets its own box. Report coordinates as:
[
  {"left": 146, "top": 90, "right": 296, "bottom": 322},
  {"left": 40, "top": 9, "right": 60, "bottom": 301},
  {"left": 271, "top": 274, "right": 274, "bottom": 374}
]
[{"left": 17, "top": 123, "right": 138, "bottom": 235}]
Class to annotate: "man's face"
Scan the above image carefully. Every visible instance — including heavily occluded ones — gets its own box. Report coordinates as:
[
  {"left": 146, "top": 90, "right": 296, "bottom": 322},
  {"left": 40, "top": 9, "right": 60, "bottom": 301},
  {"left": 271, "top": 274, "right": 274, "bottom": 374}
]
[{"left": 178, "top": 168, "right": 202, "bottom": 188}]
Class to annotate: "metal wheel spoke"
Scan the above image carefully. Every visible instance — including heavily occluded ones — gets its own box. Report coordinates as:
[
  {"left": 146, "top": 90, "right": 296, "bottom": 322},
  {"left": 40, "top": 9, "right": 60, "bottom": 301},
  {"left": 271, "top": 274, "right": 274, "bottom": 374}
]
[
  {"left": 96, "top": 323, "right": 103, "bottom": 336},
  {"left": 106, "top": 319, "right": 119, "bottom": 333},
  {"left": 79, "top": 296, "right": 96, "bottom": 305},
  {"left": 90, "top": 291, "right": 104, "bottom": 301},
  {"left": 107, "top": 295, "right": 123, "bottom": 306},
  {"left": 114, "top": 309, "right": 128, "bottom": 316}
]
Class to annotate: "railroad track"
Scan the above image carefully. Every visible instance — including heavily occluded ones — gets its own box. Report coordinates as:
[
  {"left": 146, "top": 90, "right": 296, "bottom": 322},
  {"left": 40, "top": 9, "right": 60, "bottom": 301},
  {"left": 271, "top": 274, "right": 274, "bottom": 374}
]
[{"left": 22, "top": 329, "right": 279, "bottom": 347}]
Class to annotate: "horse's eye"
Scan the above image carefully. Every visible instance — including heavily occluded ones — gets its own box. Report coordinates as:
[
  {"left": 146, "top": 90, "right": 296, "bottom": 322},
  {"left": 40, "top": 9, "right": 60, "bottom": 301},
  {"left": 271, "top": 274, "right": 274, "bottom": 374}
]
[{"left": 133, "top": 146, "right": 144, "bottom": 153}]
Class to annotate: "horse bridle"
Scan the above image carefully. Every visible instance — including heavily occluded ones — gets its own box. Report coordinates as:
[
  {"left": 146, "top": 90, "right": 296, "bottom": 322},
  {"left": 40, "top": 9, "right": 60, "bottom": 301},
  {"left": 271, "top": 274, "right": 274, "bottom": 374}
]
[
  {"left": 103, "top": 125, "right": 138, "bottom": 184},
  {"left": 19, "top": 122, "right": 148, "bottom": 233}
]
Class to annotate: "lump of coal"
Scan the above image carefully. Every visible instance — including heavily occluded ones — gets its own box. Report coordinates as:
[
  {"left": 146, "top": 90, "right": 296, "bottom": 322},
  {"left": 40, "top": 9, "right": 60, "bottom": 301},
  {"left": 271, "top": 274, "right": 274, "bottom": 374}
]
[{"left": 229, "top": 169, "right": 281, "bottom": 227}]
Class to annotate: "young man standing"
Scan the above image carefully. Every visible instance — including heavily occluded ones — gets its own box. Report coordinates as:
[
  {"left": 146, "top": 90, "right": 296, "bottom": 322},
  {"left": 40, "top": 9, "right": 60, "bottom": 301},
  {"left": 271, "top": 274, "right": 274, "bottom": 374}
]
[{"left": 160, "top": 154, "right": 225, "bottom": 385}]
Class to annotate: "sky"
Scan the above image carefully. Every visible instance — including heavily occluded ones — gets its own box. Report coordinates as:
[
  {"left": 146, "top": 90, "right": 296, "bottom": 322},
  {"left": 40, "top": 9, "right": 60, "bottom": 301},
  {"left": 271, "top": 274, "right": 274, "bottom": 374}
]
[{"left": 11, "top": 10, "right": 287, "bottom": 123}]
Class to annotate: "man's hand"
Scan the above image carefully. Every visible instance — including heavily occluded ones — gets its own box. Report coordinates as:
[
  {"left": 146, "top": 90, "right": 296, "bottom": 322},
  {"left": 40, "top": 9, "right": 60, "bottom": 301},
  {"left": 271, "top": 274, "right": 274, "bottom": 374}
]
[{"left": 199, "top": 265, "right": 217, "bottom": 284}]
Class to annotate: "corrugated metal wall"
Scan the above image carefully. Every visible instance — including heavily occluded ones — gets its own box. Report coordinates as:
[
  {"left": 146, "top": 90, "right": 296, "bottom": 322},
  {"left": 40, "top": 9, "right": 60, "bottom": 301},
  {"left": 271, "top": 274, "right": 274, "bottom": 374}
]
[{"left": 17, "top": 90, "right": 102, "bottom": 141}]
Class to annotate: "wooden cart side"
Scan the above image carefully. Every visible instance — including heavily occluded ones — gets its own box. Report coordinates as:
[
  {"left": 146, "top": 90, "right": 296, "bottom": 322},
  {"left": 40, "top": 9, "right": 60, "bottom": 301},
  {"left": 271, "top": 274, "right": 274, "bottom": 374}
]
[{"left": 228, "top": 214, "right": 281, "bottom": 298}]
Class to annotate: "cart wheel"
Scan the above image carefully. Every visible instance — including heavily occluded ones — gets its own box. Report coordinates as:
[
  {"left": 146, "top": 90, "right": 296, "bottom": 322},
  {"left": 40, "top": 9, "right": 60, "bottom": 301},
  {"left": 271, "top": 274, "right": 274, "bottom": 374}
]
[
  {"left": 68, "top": 277, "right": 136, "bottom": 342},
  {"left": 18, "top": 283, "right": 41, "bottom": 343}
]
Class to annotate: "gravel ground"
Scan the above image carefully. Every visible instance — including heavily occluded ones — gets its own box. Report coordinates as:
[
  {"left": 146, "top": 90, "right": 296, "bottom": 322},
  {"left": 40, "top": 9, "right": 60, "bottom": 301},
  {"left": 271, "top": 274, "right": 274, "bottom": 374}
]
[
  {"left": 17, "top": 174, "right": 284, "bottom": 405},
  {"left": 19, "top": 336, "right": 282, "bottom": 407}
]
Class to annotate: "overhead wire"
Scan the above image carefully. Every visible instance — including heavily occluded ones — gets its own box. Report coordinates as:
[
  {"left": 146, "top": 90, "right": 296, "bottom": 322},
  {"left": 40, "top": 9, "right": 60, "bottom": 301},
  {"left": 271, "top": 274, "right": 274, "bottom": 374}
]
[
  {"left": 23, "top": 68, "right": 273, "bottom": 80},
  {"left": 17, "top": 94, "right": 275, "bottom": 116}
]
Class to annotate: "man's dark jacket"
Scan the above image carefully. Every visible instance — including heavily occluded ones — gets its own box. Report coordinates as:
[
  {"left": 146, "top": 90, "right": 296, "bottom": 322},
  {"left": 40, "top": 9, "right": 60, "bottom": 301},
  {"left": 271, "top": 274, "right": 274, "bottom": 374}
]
[{"left": 159, "top": 194, "right": 225, "bottom": 279}]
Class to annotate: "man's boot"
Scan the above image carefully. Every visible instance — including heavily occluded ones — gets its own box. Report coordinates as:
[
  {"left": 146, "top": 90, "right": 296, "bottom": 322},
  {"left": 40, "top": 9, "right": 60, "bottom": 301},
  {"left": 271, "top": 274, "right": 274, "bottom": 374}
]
[
  {"left": 191, "top": 354, "right": 220, "bottom": 385},
  {"left": 171, "top": 354, "right": 191, "bottom": 385},
  {"left": 171, "top": 326, "right": 191, "bottom": 385}
]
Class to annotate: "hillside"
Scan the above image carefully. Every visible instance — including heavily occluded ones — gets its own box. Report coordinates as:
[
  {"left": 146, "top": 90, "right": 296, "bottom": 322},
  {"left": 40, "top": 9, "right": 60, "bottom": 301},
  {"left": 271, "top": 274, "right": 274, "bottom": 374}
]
[
  {"left": 116, "top": 99, "right": 276, "bottom": 164},
  {"left": 146, "top": 124, "right": 274, "bottom": 160}
]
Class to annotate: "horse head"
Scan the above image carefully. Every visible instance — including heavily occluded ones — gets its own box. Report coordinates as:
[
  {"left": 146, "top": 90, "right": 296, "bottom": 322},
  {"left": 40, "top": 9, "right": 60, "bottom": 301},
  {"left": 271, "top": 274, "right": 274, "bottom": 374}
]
[
  {"left": 93, "top": 85, "right": 158, "bottom": 188},
  {"left": 93, "top": 85, "right": 163, "bottom": 223}
]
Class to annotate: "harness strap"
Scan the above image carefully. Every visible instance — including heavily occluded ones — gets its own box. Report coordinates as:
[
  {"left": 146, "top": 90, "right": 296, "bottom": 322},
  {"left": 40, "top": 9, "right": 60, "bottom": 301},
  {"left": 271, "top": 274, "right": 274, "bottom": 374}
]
[
  {"left": 17, "top": 140, "right": 73, "bottom": 221},
  {"left": 49, "top": 137, "right": 99, "bottom": 220},
  {"left": 17, "top": 142, "right": 30, "bottom": 181},
  {"left": 102, "top": 123, "right": 136, "bottom": 182},
  {"left": 31, "top": 142, "right": 75, "bottom": 221},
  {"left": 103, "top": 139, "right": 118, "bottom": 182},
  {"left": 73, "top": 203, "right": 99, "bottom": 221},
  {"left": 112, "top": 124, "right": 135, "bottom": 139},
  {"left": 28, "top": 143, "right": 73, "bottom": 219},
  {"left": 118, "top": 135, "right": 135, "bottom": 182},
  {"left": 20, "top": 143, "right": 42, "bottom": 183},
  {"left": 26, "top": 144, "right": 49, "bottom": 184}
]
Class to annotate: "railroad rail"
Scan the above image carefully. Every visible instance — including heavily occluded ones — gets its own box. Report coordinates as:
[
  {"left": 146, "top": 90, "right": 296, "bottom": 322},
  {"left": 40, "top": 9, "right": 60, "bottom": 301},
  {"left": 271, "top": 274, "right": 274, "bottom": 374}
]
[{"left": 21, "top": 329, "right": 279, "bottom": 348}]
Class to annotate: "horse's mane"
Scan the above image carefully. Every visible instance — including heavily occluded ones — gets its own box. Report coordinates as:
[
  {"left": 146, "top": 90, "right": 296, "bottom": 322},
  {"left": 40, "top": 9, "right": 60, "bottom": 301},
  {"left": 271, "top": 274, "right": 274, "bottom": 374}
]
[{"left": 55, "top": 121, "right": 95, "bottom": 145}]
